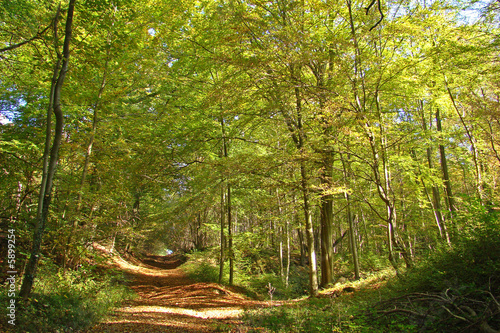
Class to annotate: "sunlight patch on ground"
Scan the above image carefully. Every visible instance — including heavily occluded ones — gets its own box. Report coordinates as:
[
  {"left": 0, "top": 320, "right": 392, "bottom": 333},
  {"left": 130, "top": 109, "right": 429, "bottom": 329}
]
[
  {"left": 118, "top": 305, "right": 244, "bottom": 319},
  {"left": 111, "top": 256, "right": 172, "bottom": 276},
  {"left": 102, "top": 318, "right": 208, "bottom": 331},
  {"left": 319, "top": 268, "right": 395, "bottom": 296}
]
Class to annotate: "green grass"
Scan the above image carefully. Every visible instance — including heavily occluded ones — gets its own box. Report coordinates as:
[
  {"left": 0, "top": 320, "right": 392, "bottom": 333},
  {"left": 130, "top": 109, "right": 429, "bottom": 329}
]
[
  {"left": 0, "top": 257, "right": 133, "bottom": 333},
  {"left": 181, "top": 248, "right": 311, "bottom": 300},
  {"left": 181, "top": 249, "right": 221, "bottom": 283},
  {"left": 242, "top": 204, "right": 500, "bottom": 333},
  {"left": 177, "top": 203, "right": 500, "bottom": 332},
  {"left": 242, "top": 269, "right": 415, "bottom": 333}
]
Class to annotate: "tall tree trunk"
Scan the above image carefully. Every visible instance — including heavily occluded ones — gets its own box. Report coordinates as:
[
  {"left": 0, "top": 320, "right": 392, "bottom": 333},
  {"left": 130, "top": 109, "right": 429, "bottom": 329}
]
[
  {"left": 415, "top": 102, "right": 450, "bottom": 244},
  {"left": 424, "top": 109, "right": 450, "bottom": 244},
  {"left": 219, "top": 114, "right": 233, "bottom": 285},
  {"left": 227, "top": 183, "right": 233, "bottom": 285},
  {"left": 20, "top": 0, "right": 76, "bottom": 299},
  {"left": 300, "top": 159, "right": 319, "bottom": 296},
  {"left": 277, "top": 189, "right": 285, "bottom": 283},
  {"left": 347, "top": 207, "right": 360, "bottom": 280},
  {"left": 221, "top": 116, "right": 234, "bottom": 285},
  {"left": 427, "top": 151, "right": 448, "bottom": 239},
  {"left": 298, "top": 227, "right": 306, "bottom": 266},
  {"left": 342, "top": 153, "right": 360, "bottom": 280},
  {"left": 308, "top": 48, "right": 335, "bottom": 289},
  {"left": 285, "top": 214, "right": 291, "bottom": 288},
  {"left": 218, "top": 183, "right": 225, "bottom": 284},
  {"left": 319, "top": 156, "right": 334, "bottom": 287},
  {"left": 279, "top": 64, "right": 318, "bottom": 296},
  {"left": 445, "top": 81, "right": 484, "bottom": 202},
  {"left": 436, "top": 108, "right": 456, "bottom": 237},
  {"left": 295, "top": 76, "right": 319, "bottom": 296},
  {"left": 347, "top": 0, "right": 412, "bottom": 272}
]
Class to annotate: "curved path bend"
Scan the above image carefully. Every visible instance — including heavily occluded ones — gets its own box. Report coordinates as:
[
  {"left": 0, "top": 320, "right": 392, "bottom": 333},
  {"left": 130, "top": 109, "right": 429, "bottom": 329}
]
[{"left": 87, "top": 254, "right": 268, "bottom": 333}]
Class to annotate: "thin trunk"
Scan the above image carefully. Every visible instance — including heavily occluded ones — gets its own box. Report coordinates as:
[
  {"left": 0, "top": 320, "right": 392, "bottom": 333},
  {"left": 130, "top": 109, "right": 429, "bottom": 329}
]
[
  {"left": 227, "top": 183, "right": 233, "bottom": 285},
  {"left": 378, "top": 113, "right": 404, "bottom": 270},
  {"left": 279, "top": 226, "right": 284, "bottom": 283},
  {"left": 445, "top": 81, "right": 483, "bottom": 202},
  {"left": 365, "top": 114, "right": 400, "bottom": 272},
  {"left": 277, "top": 189, "right": 284, "bottom": 283},
  {"left": 219, "top": 113, "right": 233, "bottom": 284},
  {"left": 298, "top": 227, "right": 306, "bottom": 266},
  {"left": 285, "top": 215, "right": 291, "bottom": 288},
  {"left": 221, "top": 115, "right": 233, "bottom": 285},
  {"left": 347, "top": 196, "right": 360, "bottom": 279},
  {"left": 77, "top": 63, "right": 107, "bottom": 208},
  {"left": 418, "top": 102, "right": 450, "bottom": 244},
  {"left": 347, "top": 0, "right": 412, "bottom": 271},
  {"left": 320, "top": 153, "right": 334, "bottom": 287},
  {"left": 218, "top": 184, "right": 225, "bottom": 284},
  {"left": 426, "top": 149, "right": 451, "bottom": 245},
  {"left": 20, "top": 0, "right": 75, "bottom": 299},
  {"left": 436, "top": 108, "right": 456, "bottom": 237},
  {"left": 342, "top": 154, "right": 360, "bottom": 280},
  {"left": 487, "top": 121, "right": 500, "bottom": 166},
  {"left": 361, "top": 210, "right": 369, "bottom": 249}
]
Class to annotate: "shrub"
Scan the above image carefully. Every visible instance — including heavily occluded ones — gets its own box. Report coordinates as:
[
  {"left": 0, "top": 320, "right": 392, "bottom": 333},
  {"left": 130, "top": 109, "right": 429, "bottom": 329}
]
[
  {"left": 182, "top": 249, "right": 220, "bottom": 283},
  {"left": 399, "top": 202, "right": 500, "bottom": 293},
  {"left": 373, "top": 201, "right": 500, "bottom": 332},
  {"left": 0, "top": 258, "right": 132, "bottom": 333}
]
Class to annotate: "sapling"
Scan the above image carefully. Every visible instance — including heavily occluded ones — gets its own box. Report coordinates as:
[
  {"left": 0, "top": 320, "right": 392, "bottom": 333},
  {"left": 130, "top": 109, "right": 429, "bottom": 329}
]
[{"left": 267, "top": 282, "right": 276, "bottom": 303}]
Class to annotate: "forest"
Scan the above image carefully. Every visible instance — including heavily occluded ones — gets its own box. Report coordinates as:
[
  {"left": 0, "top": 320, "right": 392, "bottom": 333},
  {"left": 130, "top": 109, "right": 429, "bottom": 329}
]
[{"left": 1, "top": 0, "right": 500, "bottom": 332}]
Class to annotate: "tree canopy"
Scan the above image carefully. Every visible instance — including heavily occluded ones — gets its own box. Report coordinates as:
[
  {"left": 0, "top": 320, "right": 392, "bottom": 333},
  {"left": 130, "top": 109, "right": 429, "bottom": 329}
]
[{"left": 1, "top": 0, "right": 499, "bottom": 324}]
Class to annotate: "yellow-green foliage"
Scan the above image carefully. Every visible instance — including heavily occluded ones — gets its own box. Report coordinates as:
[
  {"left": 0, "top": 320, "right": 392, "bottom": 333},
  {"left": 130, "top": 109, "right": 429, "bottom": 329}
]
[{"left": 0, "top": 258, "right": 133, "bottom": 333}]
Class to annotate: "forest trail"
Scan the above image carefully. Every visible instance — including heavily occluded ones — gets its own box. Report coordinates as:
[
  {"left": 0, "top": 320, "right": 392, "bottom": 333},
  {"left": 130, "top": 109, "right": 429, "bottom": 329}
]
[{"left": 86, "top": 254, "right": 268, "bottom": 332}]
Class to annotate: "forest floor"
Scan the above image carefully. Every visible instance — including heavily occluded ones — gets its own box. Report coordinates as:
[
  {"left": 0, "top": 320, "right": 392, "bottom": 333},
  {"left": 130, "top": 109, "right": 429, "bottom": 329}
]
[{"left": 86, "top": 253, "right": 271, "bottom": 332}]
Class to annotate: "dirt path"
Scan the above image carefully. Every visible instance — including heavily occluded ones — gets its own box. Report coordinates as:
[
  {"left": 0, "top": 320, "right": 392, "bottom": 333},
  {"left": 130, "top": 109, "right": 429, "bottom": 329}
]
[{"left": 86, "top": 254, "right": 267, "bottom": 332}]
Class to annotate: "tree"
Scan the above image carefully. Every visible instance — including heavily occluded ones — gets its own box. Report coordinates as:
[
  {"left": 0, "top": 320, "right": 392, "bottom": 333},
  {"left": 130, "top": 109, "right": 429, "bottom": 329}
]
[{"left": 20, "top": 0, "right": 76, "bottom": 299}]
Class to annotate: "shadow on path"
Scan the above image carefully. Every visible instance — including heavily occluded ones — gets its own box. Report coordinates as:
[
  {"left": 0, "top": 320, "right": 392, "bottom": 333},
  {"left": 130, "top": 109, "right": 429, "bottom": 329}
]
[{"left": 86, "top": 254, "right": 267, "bottom": 333}]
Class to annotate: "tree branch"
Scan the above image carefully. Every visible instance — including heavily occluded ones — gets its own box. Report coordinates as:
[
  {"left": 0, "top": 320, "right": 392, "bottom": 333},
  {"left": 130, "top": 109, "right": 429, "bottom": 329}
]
[
  {"left": 0, "top": 23, "right": 52, "bottom": 53},
  {"left": 365, "top": 0, "right": 385, "bottom": 31}
]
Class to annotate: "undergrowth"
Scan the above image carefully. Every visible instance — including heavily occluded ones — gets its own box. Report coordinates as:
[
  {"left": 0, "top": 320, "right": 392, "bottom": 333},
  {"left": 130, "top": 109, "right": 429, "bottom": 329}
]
[
  {"left": 181, "top": 247, "right": 310, "bottom": 300},
  {"left": 0, "top": 257, "right": 133, "bottom": 333},
  {"left": 242, "top": 202, "right": 500, "bottom": 332}
]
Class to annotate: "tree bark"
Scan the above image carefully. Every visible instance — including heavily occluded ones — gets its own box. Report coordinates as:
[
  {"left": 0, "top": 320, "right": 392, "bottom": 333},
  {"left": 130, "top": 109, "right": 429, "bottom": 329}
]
[
  {"left": 319, "top": 157, "right": 335, "bottom": 287},
  {"left": 295, "top": 74, "right": 319, "bottom": 296},
  {"left": 222, "top": 116, "right": 234, "bottom": 285},
  {"left": 227, "top": 183, "right": 233, "bottom": 285},
  {"left": 436, "top": 108, "right": 456, "bottom": 238},
  {"left": 279, "top": 64, "right": 319, "bottom": 296},
  {"left": 300, "top": 159, "right": 319, "bottom": 296},
  {"left": 20, "top": 0, "right": 76, "bottom": 299},
  {"left": 413, "top": 102, "right": 450, "bottom": 244},
  {"left": 342, "top": 153, "right": 360, "bottom": 280},
  {"left": 423, "top": 106, "right": 450, "bottom": 244},
  {"left": 285, "top": 213, "right": 291, "bottom": 288},
  {"left": 298, "top": 227, "right": 306, "bottom": 266},
  {"left": 218, "top": 183, "right": 225, "bottom": 284},
  {"left": 277, "top": 189, "right": 285, "bottom": 283},
  {"left": 445, "top": 81, "right": 484, "bottom": 202},
  {"left": 308, "top": 48, "right": 335, "bottom": 289}
]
